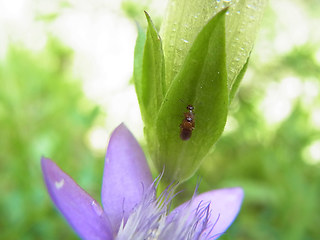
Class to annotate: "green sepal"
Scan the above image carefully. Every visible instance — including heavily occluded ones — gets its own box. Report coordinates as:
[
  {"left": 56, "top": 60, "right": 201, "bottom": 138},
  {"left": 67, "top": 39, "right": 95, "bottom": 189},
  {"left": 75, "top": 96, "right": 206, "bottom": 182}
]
[
  {"left": 133, "top": 23, "right": 146, "bottom": 115},
  {"left": 133, "top": 12, "right": 166, "bottom": 126},
  {"left": 229, "top": 55, "right": 250, "bottom": 102},
  {"left": 154, "top": 8, "right": 229, "bottom": 182}
]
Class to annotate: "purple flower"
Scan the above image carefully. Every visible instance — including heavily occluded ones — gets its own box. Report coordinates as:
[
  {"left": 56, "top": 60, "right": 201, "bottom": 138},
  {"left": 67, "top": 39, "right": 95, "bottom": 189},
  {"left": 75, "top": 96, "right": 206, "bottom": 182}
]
[{"left": 41, "top": 123, "right": 243, "bottom": 239}]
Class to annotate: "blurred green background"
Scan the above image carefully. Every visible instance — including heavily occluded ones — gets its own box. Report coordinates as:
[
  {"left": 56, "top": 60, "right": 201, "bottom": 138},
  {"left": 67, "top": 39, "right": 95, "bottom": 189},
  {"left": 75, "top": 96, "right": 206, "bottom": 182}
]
[{"left": 0, "top": 0, "right": 319, "bottom": 240}]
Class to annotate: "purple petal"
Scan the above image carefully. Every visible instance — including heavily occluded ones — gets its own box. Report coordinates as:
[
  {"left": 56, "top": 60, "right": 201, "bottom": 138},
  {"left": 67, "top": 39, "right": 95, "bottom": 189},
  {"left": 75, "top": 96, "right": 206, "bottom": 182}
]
[
  {"left": 41, "top": 158, "right": 113, "bottom": 240},
  {"left": 169, "top": 187, "right": 244, "bottom": 239},
  {"left": 101, "top": 123, "right": 154, "bottom": 233}
]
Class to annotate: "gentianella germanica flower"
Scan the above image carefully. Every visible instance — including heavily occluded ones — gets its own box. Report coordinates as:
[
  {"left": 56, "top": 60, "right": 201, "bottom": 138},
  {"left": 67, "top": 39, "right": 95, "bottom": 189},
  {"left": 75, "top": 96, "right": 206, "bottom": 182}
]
[{"left": 41, "top": 123, "right": 244, "bottom": 239}]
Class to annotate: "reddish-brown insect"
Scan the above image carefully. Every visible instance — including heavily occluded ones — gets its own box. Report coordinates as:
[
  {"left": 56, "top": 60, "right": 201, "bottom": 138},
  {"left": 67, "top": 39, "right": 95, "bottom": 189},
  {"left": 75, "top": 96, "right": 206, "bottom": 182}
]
[{"left": 180, "top": 104, "right": 195, "bottom": 141}]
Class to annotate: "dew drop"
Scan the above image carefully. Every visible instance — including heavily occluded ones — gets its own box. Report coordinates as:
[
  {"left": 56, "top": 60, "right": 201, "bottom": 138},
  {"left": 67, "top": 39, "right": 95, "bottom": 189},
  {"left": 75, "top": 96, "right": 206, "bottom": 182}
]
[
  {"left": 91, "top": 200, "right": 103, "bottom": 216},
  {"left": 181, "top": 38, "right": 189, "bottom": 43},
  {"left": 55, "top": 179, "right": 64, "bottom": 189}
]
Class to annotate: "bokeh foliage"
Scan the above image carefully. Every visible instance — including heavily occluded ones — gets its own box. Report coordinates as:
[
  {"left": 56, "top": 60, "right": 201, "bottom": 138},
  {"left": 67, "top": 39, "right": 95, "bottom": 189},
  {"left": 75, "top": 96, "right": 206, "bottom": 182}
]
[{"left": 0, "top": 39, "right": 103, "bottom": 239}]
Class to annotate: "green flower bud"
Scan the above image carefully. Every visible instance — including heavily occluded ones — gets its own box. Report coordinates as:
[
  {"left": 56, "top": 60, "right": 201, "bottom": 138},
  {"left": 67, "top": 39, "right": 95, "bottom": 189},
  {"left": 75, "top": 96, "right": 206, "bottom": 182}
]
[{"left": 133, "top": 0, "right": 266, "bottom": 183}]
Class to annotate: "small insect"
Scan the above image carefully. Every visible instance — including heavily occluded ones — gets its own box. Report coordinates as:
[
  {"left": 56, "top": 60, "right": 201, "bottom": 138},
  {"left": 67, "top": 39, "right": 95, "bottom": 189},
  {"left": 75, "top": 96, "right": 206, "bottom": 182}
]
[{"left": 180, "top": 104, "right": 195, "bottom": 141}]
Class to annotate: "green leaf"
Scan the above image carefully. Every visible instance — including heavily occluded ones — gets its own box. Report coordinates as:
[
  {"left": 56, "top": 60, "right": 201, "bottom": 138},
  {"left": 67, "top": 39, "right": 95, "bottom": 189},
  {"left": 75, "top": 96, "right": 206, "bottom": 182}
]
[{"left": 154, "top": 8, "right": 229, "bottom": 182}]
